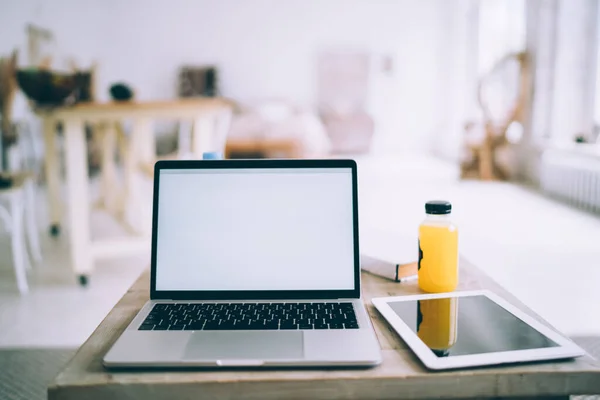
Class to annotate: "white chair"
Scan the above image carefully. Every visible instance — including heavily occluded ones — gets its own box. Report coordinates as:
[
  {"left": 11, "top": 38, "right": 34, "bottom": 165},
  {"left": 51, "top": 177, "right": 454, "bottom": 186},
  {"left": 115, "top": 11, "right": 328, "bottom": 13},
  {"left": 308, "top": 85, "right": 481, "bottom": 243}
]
[
  {"left": 1, "top": 119, "right": 43, "bottom": 294},
  {"left": 0, "top": 172, "right": 42, "bottom": 294}
]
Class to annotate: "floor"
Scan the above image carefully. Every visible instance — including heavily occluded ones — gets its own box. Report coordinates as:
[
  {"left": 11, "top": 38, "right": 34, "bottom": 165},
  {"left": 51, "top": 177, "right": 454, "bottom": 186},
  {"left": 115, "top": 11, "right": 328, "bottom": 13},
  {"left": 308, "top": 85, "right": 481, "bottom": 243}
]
[
  {"left": 0, "top": 153, "right": 599, "bottom": 351},
  {"left": 0, "top": 205, "right": 148, "bottom": 347}
]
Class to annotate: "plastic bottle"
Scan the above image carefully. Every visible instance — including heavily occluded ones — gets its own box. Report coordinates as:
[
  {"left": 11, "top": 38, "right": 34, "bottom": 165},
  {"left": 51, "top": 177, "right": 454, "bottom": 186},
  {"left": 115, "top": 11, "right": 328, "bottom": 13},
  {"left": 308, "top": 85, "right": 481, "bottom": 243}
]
[{"left": 418, "top": 200, "right": 458, "bottom": 293}]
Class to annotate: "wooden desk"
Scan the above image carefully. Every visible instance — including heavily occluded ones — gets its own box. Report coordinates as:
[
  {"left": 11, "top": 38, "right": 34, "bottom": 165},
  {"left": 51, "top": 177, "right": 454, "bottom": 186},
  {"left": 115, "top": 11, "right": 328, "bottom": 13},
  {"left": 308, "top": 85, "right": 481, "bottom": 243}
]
[
  {"left": 48, "top": 259, "right": 600, "bottom": 400},
  {"left": 39, "top": 98, "right": 232, "bottom": 282}
]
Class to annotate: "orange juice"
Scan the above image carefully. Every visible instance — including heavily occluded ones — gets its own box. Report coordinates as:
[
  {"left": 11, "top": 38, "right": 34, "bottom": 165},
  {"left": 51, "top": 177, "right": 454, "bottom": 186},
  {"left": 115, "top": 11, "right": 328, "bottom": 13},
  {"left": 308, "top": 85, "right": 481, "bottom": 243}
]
[
  {"left": 418, "top": 201, "right": 459, "bottom": 293},
  {"left": 417, "top": 298, "right": 458, "bottom": 356}
]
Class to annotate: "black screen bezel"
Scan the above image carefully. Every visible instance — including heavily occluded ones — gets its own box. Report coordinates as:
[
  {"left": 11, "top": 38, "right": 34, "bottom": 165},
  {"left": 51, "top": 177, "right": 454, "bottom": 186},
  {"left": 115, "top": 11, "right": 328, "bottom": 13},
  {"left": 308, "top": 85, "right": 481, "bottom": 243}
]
[{"left": 150, "top": 159, "right": 360, "bottom": 300}]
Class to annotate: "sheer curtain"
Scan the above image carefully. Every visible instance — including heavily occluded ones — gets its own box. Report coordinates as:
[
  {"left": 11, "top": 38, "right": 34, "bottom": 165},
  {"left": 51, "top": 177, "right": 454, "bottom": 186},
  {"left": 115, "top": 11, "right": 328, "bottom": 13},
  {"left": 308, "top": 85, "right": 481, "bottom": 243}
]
[
  {"left": 477, "top": 0, "right": 526, "bottom": 125},
  {"left": 593, "top": 3, "right": 600, "bottom": 143},
  {"left": 478, "top": 0, "right": 526, "bottom": 75}
]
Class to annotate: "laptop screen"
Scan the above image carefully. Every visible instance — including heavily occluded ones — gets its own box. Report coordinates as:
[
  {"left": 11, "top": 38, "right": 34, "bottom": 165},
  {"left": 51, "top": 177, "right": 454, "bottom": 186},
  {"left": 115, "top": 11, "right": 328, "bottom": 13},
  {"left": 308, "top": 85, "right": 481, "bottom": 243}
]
[{"left": 154, "top": 165, "right": 356, "bottom": 293}]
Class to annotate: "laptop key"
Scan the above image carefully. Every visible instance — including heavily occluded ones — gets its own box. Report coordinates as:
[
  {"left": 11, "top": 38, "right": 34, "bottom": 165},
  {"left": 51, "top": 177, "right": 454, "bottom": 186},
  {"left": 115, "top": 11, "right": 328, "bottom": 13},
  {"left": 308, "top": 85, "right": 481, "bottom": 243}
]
[
  {"left": 168, "top": 324, "right": 186, "bottom": 330},
  {"left": 139, "top": 324, "right": 155, "bottom": 330},
  {"left": 154, "top": 324, "right": 169, "bottom": 331},
  {"left": 246, "top": 321, "right": 267, "bottom": 330},
  {"left": 218, "top": 320, "right": 236, "bottom": 330},
  {"left": 203, "top": 321, "right": 221, "bottom": 330},
  {"left": 264, "top": 322, "right": 279, "bottom": 330},
  {"left": 344, "top": 322, "right": 359, "bottom": 329},
  {"left": 185, "top": 323, "right": 205, "bottom": 331},
  {"left": 280, "top": 321, "right": 297, "bottom": 330}
]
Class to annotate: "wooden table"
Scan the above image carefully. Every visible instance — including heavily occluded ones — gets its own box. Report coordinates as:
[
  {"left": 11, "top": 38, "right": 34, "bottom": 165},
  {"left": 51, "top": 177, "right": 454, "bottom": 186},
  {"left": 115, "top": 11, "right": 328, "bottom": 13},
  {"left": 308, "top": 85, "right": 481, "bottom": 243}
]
[
  {"left": 225, "top": 137, "right": 303, "bottom": 159},
  {"left": 48, "top": 259, "right": 600, "bottom": 400},
  {"left": 39, "top": 98, "right": 232, "bottom": 283}
]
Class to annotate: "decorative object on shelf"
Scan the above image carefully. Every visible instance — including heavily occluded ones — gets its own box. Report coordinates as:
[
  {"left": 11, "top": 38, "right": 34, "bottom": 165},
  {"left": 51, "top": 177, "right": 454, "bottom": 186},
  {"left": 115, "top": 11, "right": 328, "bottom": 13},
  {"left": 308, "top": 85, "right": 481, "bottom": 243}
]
[
  {"left": 109, "top": 83, "right": 134, "bottom": 101},
  {"left": 178, "top": 66, "right": 218, "bottom": 97},
  {"left": 17, "top": 24, "right": 96, "bottom": 108},
  {"left": 461, "top": 52, "right": 530, "bottom": 181},
  {"left": 16, "top": 68, "right": 80, "bottom": 107},
  {"left": 73, "top": 66, "right": 95, "bottom": 103}
]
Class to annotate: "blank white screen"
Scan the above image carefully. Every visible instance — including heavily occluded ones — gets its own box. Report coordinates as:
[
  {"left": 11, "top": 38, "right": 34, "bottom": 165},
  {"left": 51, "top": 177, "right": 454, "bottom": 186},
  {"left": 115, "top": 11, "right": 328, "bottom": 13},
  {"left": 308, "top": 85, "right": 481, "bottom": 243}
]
[{"left": 155, "top": 168, "right": 356, "bottom": 291}]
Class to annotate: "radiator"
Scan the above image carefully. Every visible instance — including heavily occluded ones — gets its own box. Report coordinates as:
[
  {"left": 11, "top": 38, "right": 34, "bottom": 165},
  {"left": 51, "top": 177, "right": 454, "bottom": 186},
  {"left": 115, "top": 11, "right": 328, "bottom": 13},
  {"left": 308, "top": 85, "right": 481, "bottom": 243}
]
[{"left": 540, "top": 149, "right": 600, "bottom": 214}]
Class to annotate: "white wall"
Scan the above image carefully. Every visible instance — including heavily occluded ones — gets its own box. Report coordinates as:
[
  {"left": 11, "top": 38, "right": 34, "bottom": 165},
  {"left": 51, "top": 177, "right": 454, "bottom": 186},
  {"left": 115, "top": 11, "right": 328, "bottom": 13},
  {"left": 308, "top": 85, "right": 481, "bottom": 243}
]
[
  {"left": 430, "top": 0, "right": 479, "bottom": 161},
  {"left": 0, "top": 0, "right": 451, "bottom": 154}
]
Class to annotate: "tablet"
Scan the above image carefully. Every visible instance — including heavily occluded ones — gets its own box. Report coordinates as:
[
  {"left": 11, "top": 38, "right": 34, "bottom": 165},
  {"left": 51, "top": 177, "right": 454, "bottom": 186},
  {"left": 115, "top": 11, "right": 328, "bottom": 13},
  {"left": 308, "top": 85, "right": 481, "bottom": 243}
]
[{"left": 372, "top": 290, "right": 585, "bottom": 370}]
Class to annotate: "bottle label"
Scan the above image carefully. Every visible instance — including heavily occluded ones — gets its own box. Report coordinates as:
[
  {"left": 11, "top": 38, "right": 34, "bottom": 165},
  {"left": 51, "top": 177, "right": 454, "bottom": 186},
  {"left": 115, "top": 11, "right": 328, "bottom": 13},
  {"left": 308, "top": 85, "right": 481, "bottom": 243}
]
[{"left": 418, "top": 239, "right": 423, "bottom": 271}]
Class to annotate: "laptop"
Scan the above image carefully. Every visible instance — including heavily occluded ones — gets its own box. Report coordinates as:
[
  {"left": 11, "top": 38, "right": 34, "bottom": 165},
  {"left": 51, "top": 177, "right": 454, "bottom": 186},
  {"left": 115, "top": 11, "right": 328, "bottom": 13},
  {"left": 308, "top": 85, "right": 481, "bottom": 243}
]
[{"left": 103, "top": 159, "right": 382, "bottom": 368}]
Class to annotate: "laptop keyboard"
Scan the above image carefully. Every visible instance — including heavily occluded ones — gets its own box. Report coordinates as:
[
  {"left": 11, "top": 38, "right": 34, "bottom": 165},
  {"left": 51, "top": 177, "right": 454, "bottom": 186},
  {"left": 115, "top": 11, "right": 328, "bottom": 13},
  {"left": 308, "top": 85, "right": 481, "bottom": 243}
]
[{"left": 138, "top": 302, "right": 359, "bottom": 331}]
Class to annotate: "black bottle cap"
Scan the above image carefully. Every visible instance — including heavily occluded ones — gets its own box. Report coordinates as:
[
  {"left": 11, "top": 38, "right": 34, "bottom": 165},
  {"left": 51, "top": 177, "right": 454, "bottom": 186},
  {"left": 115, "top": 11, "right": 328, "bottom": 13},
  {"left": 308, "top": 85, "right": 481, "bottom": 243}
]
[{"left": 425, "top": 200, "right": 452, "bottom": 215}]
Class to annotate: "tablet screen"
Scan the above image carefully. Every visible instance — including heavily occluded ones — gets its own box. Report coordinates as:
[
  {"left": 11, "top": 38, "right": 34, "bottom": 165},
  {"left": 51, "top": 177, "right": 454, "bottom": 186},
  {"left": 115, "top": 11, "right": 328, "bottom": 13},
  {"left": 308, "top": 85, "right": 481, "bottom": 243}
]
[{"left": 388, "top": 295, "right": 559, "bottom": 357}]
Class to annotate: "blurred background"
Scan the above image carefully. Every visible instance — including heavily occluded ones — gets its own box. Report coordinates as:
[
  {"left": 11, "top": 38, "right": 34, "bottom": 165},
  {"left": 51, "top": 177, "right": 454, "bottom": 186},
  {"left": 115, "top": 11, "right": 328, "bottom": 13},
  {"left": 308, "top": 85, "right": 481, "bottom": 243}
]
[{"left": 1, "top": 0, "right": 600, "bottom": 398}]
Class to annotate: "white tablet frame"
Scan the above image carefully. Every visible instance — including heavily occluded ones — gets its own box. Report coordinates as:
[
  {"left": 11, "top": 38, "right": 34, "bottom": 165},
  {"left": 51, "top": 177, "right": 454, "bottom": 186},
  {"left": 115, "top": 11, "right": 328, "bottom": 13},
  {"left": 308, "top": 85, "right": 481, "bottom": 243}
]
[{"left": 372, "top": 290, "right": 585, "bottom": 370}]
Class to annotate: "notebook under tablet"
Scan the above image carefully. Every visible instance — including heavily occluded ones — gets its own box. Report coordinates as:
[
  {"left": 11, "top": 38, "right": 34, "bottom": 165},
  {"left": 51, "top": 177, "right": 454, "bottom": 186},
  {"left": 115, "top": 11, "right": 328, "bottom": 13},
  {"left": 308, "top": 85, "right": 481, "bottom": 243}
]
[
  {"left": 373, "top": 290, "right": 585, "bottom": 370},
  {"left": 103, "top": 159, "right": 381, "bottom": 368}
]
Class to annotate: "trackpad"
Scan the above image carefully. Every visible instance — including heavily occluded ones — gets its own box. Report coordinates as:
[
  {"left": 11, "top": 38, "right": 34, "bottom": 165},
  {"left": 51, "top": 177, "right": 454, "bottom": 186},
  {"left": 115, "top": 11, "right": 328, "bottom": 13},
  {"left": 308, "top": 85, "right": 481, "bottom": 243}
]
[{"left": 184, "top": 331, "right": 304, "bottom": 360}]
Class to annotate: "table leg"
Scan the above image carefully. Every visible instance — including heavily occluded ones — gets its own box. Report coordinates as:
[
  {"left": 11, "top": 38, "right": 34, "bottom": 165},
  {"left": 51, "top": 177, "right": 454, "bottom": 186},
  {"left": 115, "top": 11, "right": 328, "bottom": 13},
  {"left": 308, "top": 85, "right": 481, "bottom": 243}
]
[
  {"left": 136, "top": 118, "right": 154, "bottom": 235},
  {"left": 123, "top": 118, "right": 153, "bottom": 234},
  {"left": 191, "top": 114, "right": 213, "bottom": 159},
  {"left": 137, "top": 119, "right": 155, "bottom": 164},
  {"left": 177, "top": 120, "right": 193, "bottom": 159},
  {"left": 42, "top": 117, "right": 62, "bottom": 236},
  {"left": 63, "top": 118, "right": 93, "bottom": 281},
  {"left": 114, "top": 122, "right": 128, "bottom": 221},
  {"left": 98, "top": 122, "right": 118, "bottom": 213}
]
